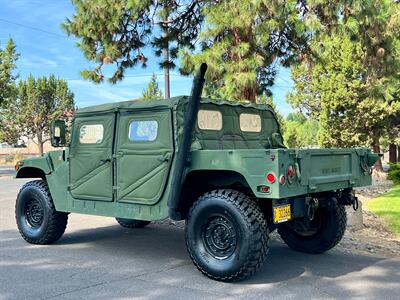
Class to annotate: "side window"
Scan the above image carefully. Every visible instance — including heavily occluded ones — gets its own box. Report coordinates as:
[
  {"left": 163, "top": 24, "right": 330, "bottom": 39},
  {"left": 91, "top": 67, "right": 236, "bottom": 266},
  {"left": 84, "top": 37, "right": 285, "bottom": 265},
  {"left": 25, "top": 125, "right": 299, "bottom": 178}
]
[
  {"left": 129, "top": 120, "right": 158, "bottom": 142},
  {"left": 240, "top": 113, "right": 262, "bottom": 132},
  {"left": 197, "top": 110, "right": 222, "bottom": 130},
  {"left": 79, "top": 124, "right": 104, "bottom": 144}
]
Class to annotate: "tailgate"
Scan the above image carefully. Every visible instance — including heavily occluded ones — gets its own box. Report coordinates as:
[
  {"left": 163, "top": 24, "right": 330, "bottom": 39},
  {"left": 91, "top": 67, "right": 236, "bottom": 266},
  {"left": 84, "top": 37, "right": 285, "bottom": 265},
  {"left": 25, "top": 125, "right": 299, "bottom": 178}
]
[{"left": 296, "top": 148, "right": 373, "bottom": 192}]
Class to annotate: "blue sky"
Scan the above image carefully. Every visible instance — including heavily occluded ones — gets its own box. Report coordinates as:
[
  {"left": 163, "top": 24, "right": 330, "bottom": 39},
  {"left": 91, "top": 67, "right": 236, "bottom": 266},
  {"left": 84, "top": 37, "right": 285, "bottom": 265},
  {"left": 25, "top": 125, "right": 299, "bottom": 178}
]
[{"left": 0, "top": 0, "right": 294, "bottom": 115}]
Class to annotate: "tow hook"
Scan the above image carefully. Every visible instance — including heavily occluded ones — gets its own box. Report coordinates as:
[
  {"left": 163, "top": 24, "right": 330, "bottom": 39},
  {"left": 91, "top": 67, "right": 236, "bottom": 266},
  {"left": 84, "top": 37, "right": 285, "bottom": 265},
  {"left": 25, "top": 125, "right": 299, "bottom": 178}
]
[
  {"left": 352, "top": 196, "right": 359, "bottom": 211},
  {"left": 306, "top": 198, "right": 318, "bottom": 220}
]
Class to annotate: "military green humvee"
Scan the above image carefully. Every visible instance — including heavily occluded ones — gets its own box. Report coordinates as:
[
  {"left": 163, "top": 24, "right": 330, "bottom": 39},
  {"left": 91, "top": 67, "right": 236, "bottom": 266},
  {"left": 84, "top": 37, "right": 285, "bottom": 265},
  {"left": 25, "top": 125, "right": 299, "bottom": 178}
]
[{"left": 14, "top": 64, "right": 379, "bottom": 281}]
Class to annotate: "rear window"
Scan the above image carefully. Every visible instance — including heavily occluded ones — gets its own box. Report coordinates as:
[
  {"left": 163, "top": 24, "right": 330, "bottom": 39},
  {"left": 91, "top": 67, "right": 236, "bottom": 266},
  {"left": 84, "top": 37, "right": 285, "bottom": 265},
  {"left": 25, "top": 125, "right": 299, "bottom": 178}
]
[
  {"left": 79, "top": 124, "right": 104, "bottom": 144},
  {"left": 240, "top": 113, "right": 262, "bottom": 132},
  {"left": 197, "top": 110, "right": 222, "bottom": 131},
  {"left": 129, "top": 120, "right": 158, "bottom": 142}
]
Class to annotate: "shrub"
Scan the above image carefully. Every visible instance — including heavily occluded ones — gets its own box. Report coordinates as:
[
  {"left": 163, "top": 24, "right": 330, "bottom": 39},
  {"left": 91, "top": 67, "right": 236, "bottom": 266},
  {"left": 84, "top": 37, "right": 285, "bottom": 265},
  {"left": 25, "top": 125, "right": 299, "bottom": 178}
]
[{"left": 388, "top": 162, "right": 400, "bottom": 184}]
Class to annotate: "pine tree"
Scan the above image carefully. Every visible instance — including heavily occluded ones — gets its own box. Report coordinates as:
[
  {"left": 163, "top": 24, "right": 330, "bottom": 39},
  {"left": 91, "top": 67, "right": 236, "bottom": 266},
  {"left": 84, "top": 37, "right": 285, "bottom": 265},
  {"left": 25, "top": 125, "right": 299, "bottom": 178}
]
[
  {"left": 180, "top": 0, "right": 307, "bottom": 102},
  {"left": 141, "top": 74, "right": 163, "bottom": 101},
  {"left": 62, "top": 0, "right": 205, "bottom": 83},
  {"left": 288, "top": 1, "right": 400, "bottom": 171},
  {"left": 0, "top": 38, "right": 19, "bottom": 107}
]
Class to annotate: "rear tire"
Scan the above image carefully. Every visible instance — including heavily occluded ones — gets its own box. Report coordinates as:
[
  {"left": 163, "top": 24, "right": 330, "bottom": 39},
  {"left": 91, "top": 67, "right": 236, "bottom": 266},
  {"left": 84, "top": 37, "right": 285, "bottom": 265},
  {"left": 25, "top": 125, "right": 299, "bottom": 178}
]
[
  {"left": 15, "top": 180, "right": 68, "bottom": 244},
  {"left": 278, "top": 198, "right": 346, "bottom": 254},
  {"left": 115, "top": 218, "right": 151, "bottom": 228},
  {"left": 185, "top": 189, "right": 269, "bottom": 282}
]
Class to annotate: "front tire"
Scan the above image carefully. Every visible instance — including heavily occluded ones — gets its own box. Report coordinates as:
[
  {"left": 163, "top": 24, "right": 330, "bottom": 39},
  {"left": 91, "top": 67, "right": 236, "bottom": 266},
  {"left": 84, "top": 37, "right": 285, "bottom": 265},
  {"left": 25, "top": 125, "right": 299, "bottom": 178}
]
[
  {"left": 15, "top": 180, "right": 68, "bottom": 244},
  {"left": 185, "top": 189, "right": 269, "bottom": 282},
  {"left": 278, "top": 198, "right": 346, "bottom": 254},
  {"left": 115, "top": 218, "right": 151, "bottom": 228}
]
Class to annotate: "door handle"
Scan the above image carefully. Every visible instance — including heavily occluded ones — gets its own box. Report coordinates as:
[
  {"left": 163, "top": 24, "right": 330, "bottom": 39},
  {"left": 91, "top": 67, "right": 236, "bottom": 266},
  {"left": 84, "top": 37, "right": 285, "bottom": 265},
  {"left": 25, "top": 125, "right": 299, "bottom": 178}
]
[
  {"left": 100, "top": 158, "right": 111, "bottom": 164},
  {"left": 157, "top": 153, "right": 171, "bottom": 162}
]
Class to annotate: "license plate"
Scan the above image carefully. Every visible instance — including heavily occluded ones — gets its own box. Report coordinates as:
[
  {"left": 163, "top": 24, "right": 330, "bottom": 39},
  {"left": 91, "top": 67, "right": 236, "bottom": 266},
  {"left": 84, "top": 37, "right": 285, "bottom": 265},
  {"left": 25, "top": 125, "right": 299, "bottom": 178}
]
[{"left": 273, "top": 204, "right": 291, "bottom": 224}]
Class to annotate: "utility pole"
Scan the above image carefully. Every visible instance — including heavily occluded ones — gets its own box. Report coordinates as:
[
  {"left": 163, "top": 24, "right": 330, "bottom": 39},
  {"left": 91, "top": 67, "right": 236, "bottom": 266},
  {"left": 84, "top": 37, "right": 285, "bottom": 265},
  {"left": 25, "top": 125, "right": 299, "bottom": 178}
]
[
  {"left": 164, "top": 46, "right": 170, "bottom": 99},
  {"left": 163, "top": 12, "right": 170, "bottom": 99}
]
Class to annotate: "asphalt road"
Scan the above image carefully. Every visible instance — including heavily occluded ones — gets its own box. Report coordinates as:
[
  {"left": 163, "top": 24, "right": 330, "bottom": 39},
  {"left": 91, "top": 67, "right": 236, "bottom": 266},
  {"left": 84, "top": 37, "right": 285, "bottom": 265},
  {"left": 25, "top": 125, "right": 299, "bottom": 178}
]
[
  {"left": 0, "top": 166, "right": 14, "bottom": 176},
  {"left": 1, "top": 177, "right": 399, "bottom": 300}
]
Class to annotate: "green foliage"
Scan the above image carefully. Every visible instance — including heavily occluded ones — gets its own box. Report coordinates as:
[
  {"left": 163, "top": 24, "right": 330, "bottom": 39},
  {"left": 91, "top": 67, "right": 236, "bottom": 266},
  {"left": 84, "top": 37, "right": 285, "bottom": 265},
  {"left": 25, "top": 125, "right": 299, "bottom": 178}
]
[
  {"left": 180, "top": 0, "right": 307, "bottom": 102},
  {"left": 256, "top": 95, "right": 285, "bottom": 130},
  {"left": 283, "top": 113, "right": 320, "bottom": 148},
  {"left": 0, "top": 38, "right": 18, "bottom": 108},
  {"left": 140, "top": 74, "right": 163, "bottom": 101},
  {"left": 388, "top": 163, "right": 400, "bottom": 185},
  {"left": 63, "top": 0, "right": 205, "bottom": 83},
  {"left": 366, "top": 184, "right": 400, "bottom": 237},
  {"left": 288, "top": 1, "right": 400, "bottom": 150},
  {"left": 5, "top": 75, "right": 75, "bottom": 154}
]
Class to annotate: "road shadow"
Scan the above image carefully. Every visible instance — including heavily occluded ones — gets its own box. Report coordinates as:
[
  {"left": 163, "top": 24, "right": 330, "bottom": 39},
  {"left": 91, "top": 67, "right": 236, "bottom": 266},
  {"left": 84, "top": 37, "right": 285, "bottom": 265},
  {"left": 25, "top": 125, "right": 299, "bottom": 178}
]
[{"left": 0, "top": 223, "right": 386, "bottom": 284}]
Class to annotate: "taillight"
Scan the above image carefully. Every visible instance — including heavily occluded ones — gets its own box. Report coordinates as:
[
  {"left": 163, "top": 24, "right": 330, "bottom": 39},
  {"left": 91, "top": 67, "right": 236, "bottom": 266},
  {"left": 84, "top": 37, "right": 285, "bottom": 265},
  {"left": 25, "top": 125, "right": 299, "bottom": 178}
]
[
  {"left": 287, "top": 165, "right": 295, "bottom": 177},
  {"left": 266, "top": 172, "right": 276, "bottom": 184},
  {"left": 279, "top": 175, "right": 286, "bottom": 185}
]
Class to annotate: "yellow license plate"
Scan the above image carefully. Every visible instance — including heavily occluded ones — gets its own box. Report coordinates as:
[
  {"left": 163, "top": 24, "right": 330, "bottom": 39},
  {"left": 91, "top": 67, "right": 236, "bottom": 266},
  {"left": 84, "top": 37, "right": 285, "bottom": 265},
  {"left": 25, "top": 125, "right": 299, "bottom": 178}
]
[{"left": 273, "top": 204, "right": 291, "bottom": 224}]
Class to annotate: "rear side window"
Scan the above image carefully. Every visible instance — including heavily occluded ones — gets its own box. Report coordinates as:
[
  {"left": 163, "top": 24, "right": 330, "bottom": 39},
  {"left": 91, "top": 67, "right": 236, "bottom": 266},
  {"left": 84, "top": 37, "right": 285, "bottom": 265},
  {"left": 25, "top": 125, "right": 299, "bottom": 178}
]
[
  {"left": 240, "top": 113, "right": 262, "bottom": 132},
  {"left": 197, "top": 110, "right": 222, "bottom": 131},
  {"left": 79, "top": 124, "right": 104, "bottom": 144},
  {"left": 129, "top": 120, "right": 158, "bottom": 142}
]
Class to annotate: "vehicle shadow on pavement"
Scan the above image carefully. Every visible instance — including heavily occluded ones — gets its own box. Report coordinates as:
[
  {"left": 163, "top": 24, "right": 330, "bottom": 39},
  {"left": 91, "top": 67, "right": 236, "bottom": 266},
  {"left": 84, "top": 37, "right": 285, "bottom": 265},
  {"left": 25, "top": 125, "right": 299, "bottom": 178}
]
[
  {"left": 1, "top": 224, "right": 399, "bottom": 299},
  {"left": 2, "top": 223, "right": 384, "bottom": 281}
]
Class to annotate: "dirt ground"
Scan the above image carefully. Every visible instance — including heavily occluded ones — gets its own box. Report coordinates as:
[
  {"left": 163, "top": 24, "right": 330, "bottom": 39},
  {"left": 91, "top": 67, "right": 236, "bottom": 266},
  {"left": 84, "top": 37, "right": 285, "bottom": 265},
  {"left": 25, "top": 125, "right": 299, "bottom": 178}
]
[{"left": 338, "top": 175, "right": 400, "bottom": 258}]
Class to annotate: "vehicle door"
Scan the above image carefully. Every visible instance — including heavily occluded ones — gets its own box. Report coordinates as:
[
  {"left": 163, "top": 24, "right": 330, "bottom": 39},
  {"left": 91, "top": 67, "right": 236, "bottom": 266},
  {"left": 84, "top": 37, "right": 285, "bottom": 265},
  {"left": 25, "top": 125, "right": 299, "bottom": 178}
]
[
  {"left": 68, "top": 114, "right": 115, "bottom": 201},
  {"left": 115, "top": 110, "right": 174, "bottom": 205}
]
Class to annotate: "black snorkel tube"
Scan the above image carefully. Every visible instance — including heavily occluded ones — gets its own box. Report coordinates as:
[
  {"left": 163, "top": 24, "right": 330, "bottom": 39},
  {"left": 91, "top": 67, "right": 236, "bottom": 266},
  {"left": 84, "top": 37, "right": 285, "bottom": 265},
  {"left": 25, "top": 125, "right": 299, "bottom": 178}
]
[{"left": 167, "top": 63, "right": 208, "bottom": 220}]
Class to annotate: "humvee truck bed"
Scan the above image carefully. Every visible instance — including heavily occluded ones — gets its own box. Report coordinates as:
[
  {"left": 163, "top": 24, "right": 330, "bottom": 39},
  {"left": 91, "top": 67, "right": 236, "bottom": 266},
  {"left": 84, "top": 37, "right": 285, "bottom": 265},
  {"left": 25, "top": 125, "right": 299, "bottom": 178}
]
[{"left": 14, "top": 64, "right": 379, "bottom": 282}]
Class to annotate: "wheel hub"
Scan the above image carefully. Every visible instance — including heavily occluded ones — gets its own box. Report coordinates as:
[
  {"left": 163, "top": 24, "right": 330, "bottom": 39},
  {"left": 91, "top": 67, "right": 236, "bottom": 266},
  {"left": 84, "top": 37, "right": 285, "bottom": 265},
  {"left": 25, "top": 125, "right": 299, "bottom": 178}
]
[
  {"left": 204, "top": 216, "right": 237, "bottom": 259},
  {"left": 25, "top": 199, "right": 44, "bottom": 228}
]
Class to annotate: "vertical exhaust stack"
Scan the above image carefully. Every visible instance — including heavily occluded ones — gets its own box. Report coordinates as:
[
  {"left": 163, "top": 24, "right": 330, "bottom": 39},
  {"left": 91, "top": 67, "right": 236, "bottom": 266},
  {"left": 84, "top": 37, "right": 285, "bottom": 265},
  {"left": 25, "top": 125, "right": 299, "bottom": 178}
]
[{"left": 168, "top": 63, "right": 208, "bottom": 220}]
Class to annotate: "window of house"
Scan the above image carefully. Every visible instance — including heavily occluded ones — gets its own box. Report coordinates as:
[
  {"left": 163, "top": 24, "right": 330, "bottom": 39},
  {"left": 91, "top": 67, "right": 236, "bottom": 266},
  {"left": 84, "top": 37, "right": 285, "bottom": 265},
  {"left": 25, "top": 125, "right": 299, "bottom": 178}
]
[
  {"left": 240, "top": 113, "right": 262, "bottom": 132},
  {"left": 129, "top": 120, "right": 158, "bottom": 142},
  {"left": 79, "top": 124, "right": 104, "bottom": 144},
  {"left": 197, "top": 110, "right": 223, "bottom": 130}
]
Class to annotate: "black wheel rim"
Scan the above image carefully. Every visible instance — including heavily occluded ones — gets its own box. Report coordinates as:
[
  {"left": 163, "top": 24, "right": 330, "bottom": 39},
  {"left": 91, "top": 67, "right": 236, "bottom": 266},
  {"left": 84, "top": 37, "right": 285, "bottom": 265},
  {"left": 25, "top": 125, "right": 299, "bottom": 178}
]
[
  {"left": 24, "top": 198, "right": 44, "bottom": 229},
  {"left": 202, "top": 215, "right": 237, "bottom": 259}
]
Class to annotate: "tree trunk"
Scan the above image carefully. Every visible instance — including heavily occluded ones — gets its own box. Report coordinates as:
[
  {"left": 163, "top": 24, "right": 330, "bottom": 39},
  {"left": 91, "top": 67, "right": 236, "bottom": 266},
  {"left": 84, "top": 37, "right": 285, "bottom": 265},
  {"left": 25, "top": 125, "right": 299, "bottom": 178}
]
[
  {"left": 372, "top": 139, "right": 383, "bottom": 172},
  {"left": 37, "top": 133, "right": 44, "bottom": 155},
  {"left": 389, "top": 143, "right": 397, "bottom": 163},
  {"left": 398, "top": 145, "right": 400, "bottom": 163}
]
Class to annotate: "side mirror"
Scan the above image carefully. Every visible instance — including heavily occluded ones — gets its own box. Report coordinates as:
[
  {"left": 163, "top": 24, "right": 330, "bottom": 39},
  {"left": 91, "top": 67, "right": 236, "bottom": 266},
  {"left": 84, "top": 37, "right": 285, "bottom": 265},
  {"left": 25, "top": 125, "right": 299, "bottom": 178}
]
[{"left": 51, "top": 120, "right": 66, "bottom": 147}]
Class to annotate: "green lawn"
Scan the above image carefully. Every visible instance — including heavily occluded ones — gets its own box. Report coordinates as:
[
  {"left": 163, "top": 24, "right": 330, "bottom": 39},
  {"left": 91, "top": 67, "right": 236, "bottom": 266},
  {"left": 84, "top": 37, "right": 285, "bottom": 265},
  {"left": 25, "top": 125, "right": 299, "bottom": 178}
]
[{"left": 366, "top": 184, "right": 400, "bottom": 237}]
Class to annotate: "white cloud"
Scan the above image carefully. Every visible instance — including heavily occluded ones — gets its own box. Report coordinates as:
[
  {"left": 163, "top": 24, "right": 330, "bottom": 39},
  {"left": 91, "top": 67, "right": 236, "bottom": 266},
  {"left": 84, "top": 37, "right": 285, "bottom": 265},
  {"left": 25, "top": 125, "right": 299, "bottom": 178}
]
[{"left": 19, "top": 56, "right": 58, "bottom": 68}]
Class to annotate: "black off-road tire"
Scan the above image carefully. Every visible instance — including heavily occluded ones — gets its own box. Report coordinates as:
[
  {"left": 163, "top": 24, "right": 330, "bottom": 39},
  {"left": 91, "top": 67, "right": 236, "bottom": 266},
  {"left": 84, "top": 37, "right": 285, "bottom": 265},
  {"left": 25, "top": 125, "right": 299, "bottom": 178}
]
[
  {"left": 278, "top": 199, "right": 347, "bottom": 254},
  {"left": 15, "top": 180, "right": 68, "bottom": 244},
  {"left": 185, "top": 189, "right": 269, "bottom": 282},
  {"left": 115, "top": 218, "right": 151, "bottom": 228}
]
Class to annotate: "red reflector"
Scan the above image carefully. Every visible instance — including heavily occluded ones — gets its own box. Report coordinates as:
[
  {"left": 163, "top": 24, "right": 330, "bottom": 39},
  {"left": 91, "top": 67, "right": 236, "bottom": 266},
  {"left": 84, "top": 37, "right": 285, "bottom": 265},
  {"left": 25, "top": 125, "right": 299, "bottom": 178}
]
[
  {"left": 279, "top": 175, "right": 286, "bottom": 185},
  {"left": 266, "top": 173, "right": 276, "bottom": 184},
  {"left": 260, "top": 186, "right": 270, "bottom": 193},
  {"left": 288, "top": 165, "right": 295, "bottom": 177}
]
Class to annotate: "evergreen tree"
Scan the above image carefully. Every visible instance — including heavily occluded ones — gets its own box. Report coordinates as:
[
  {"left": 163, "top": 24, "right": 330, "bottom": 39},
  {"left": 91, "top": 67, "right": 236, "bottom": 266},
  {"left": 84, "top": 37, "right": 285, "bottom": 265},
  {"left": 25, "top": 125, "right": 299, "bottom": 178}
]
[
  {"left": 62, "top": 0, "right": 205, "bottom": 83},
  {"left": 141, "top": 74, "right": 163, "bottom": 100},
  {"left": 288, "top": 0, "right": 400, "bottom": 170},
  {"left": 283, "top": 113, "right": 319, "bottom": 148},
  {"left": 180, "top": 0, "right": 308, "bottom": 102},
  {"left": 0, "top": 38, "right": 18, "bottom": 107},
  {"left": 9, "top": 75, "right": 75, "bottom": 154},
  {"left": 0, "top": 38, "right": 19, "bottom": 143}
]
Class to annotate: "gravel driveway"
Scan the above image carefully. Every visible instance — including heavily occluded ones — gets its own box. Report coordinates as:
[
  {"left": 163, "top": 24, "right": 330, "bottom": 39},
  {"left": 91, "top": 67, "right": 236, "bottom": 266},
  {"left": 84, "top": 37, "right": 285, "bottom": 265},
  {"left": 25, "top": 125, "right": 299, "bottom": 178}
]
[{"left": 1, "top": 177, "right": 400, "bottom": 300}]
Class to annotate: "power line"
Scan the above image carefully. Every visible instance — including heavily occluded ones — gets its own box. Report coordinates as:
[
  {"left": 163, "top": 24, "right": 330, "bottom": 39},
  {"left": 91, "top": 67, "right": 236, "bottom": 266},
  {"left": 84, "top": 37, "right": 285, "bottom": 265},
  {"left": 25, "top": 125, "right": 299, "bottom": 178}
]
[{"left": 0, "top": 18, "right": 66, "bottom": 38}]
